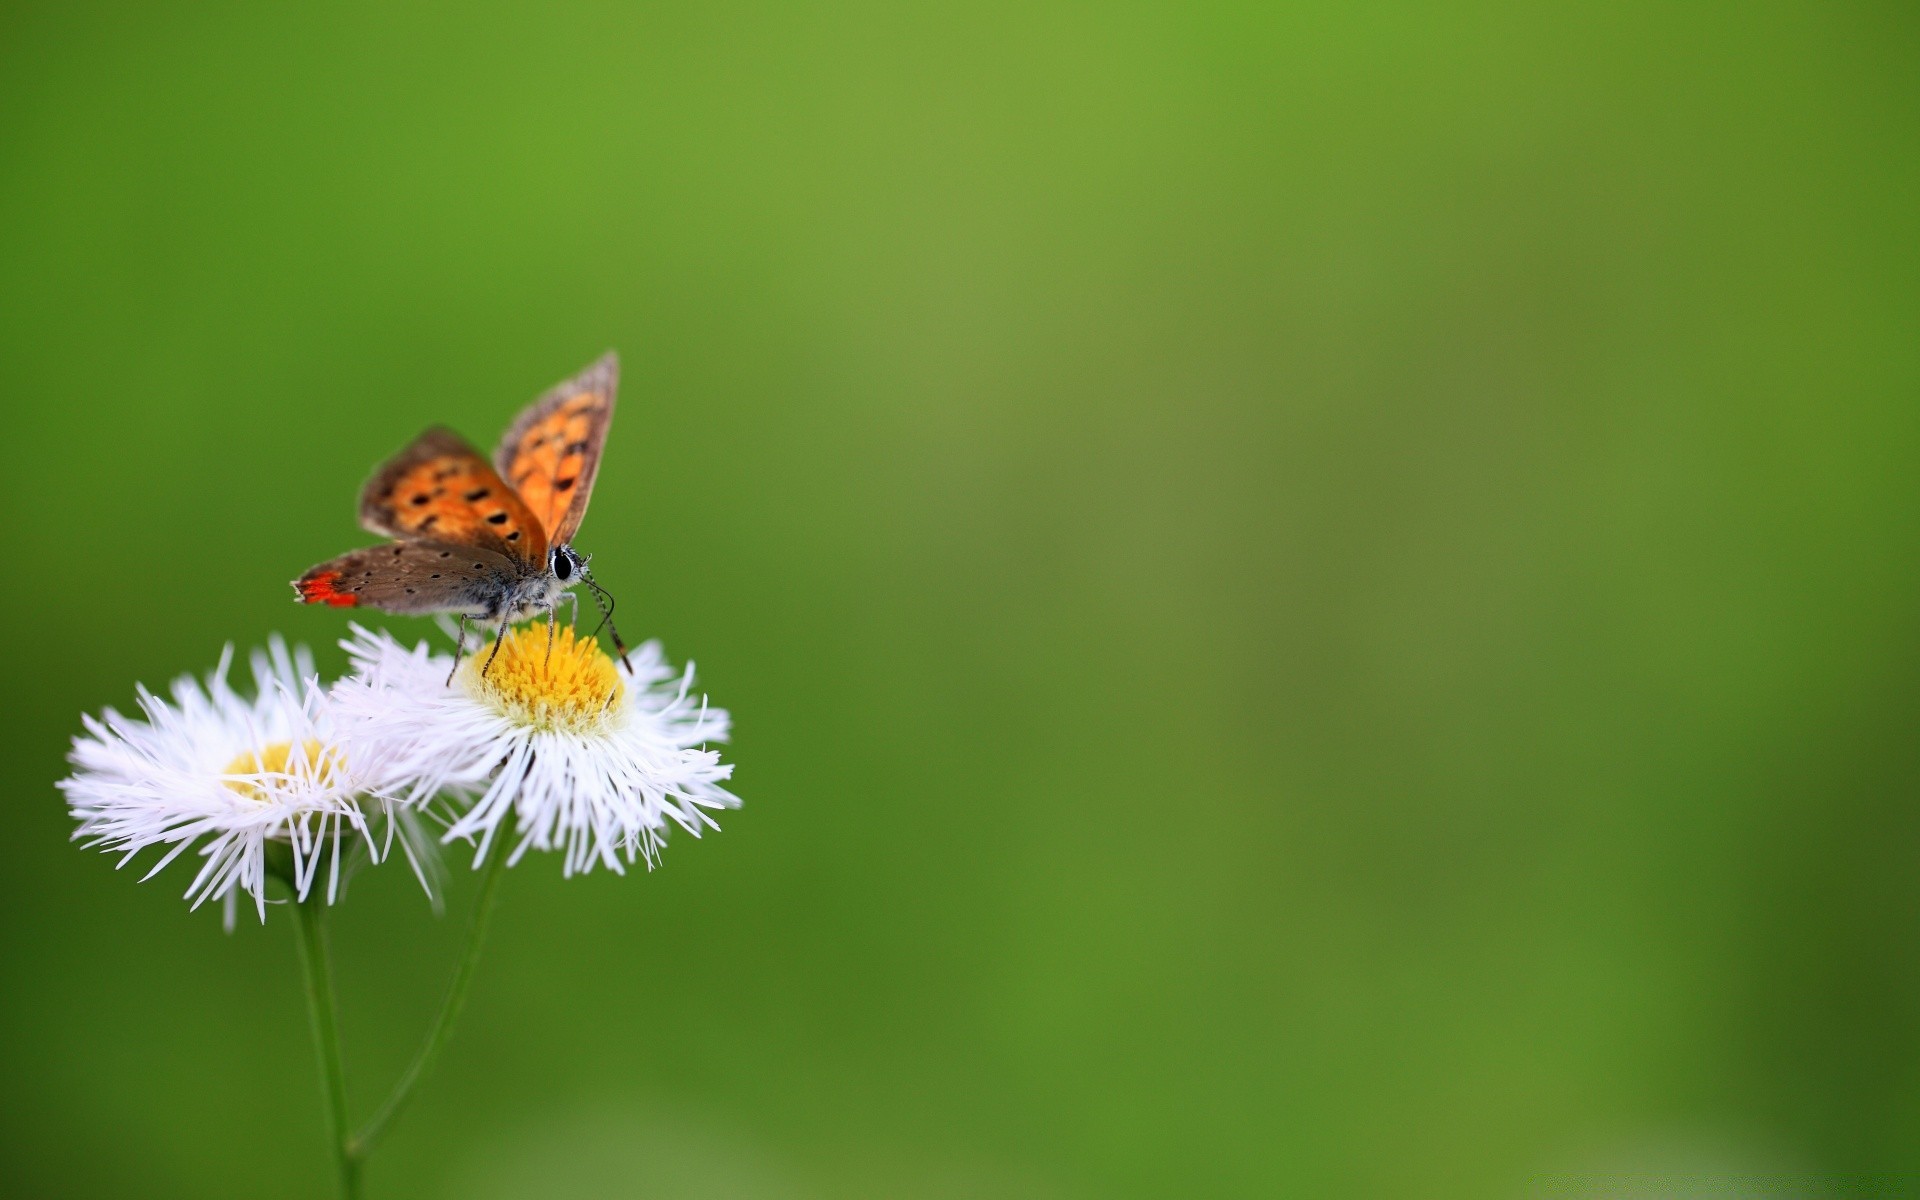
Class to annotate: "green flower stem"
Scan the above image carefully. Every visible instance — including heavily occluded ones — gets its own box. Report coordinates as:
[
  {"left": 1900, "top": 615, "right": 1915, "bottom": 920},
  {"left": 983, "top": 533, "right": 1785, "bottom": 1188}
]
[
  {"left": 350, "top": 843, "right": 509, "bottom": 1159},
  {"left": 293, "top": 893, "right": 361, "bottom": 1200}
]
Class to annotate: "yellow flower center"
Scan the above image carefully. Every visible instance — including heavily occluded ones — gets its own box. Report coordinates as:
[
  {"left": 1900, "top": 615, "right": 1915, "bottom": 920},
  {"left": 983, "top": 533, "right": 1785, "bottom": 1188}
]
[
  {"left": 222, "top": 739, "right": 341, "bottom": 802},
  {"left": 460, "top": 623, "right": 624, "bottom": 734}
]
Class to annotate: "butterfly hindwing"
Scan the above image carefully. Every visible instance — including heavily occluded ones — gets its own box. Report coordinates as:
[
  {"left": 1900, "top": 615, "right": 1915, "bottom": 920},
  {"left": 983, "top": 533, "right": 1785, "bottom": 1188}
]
[
  {"left": 360, "top": 427, "right": 549, "bottom": 569},
  {"left": 295, "top": 541, "right": 519, "bottom": 614},
  {"left": 493, "top": 353, "right": 617, "bottom": 545}
]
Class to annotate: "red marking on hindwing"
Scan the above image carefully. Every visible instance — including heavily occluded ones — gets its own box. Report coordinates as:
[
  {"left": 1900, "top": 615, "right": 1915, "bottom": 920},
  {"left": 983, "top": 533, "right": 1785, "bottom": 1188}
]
[{"left": 295, "top": 571, "right": 358, "bottom": 608}]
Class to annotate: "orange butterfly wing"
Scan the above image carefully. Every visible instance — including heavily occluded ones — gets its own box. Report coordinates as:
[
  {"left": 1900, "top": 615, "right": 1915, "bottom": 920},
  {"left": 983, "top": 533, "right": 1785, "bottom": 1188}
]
[
  {"left": 493, "top": 353, "right": 617, "bottom": 546},
  {"left": 359, "top": 427, "right": 549, "bottom": 569}
]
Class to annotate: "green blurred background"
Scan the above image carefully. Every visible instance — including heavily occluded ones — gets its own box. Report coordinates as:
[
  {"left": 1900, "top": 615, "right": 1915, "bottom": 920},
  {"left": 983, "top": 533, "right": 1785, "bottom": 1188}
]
[{"left": 3, "top": 2, "right": 1918, "bottom": 1196}]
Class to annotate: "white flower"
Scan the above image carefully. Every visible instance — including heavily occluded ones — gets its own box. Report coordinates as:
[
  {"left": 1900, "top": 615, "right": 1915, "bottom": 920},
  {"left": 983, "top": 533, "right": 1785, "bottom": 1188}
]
[
  {"left": 331, "top": 623, "right": 739, "bottom": 875},
  {"left": 61, "top": 638, "right": 392, "bottom": 926}
]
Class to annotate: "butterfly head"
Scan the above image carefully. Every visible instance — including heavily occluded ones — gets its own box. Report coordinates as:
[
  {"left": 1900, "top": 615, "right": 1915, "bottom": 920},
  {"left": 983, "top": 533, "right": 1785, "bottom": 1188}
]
[{"left": 549, "top": 544, "right": 586, "bottom": 584}]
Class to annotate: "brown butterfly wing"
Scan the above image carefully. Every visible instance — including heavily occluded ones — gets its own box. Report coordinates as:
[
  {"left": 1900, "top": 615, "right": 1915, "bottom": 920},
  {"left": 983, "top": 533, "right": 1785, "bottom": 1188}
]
[
  {"left": 360, "top": 427, "right": 549, "bottom": 569},
  {"left": 294, "top": 541, "right": 518, "bottom": 614},
  {"left": 493, "top": 353, "right": 617, "bottom": 546}
]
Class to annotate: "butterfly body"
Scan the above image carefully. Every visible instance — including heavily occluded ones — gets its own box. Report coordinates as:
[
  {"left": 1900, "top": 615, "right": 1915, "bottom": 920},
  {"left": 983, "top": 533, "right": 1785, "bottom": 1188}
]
[{"left": 294, "top": 355, "right": 619, "bottom": 653}]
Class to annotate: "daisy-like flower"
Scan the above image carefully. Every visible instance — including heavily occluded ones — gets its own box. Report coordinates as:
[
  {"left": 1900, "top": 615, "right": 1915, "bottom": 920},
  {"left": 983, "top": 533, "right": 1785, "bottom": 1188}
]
[
  {"left": 332, "top": 622, "right": 738, "bottom": 875},
  {"left": 60, "top": 638, "right": 399, "bottom": 926}
]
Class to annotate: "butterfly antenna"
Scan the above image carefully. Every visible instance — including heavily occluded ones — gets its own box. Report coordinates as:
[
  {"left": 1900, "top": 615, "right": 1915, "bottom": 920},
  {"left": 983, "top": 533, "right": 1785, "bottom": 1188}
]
[{"left": 581, "top": 569, "right": 631, "bottom": 671}]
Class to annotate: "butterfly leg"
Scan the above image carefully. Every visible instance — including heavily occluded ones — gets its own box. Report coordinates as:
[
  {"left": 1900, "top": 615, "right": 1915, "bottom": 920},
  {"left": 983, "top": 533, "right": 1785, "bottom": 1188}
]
[
  {"left": 446, "top": 614, "right": 473, "bottom": 687},
  {"left": 544, "top": 592, "right": 582, "bottom": 666},
  {"left": 481, "top": 612, "right": 510, "bottom": 677}
]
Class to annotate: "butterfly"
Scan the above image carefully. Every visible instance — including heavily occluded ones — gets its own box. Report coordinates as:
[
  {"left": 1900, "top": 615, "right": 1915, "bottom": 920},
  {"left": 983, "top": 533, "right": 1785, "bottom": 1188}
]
[{"left": 293, "top": 353, "right": 628, "bottom": 674}]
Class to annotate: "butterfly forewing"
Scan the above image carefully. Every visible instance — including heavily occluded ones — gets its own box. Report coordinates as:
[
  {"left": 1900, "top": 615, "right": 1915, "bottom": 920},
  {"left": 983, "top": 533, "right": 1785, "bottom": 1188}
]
[
  {"left": 493, "top": 353, "right": 617, "bottom": 545},
  {"left": 360, "top": 427, "right": 548, "bottom": 569},
  {"left": 295, "top": 542, "right": 519, "bottom": 613}
]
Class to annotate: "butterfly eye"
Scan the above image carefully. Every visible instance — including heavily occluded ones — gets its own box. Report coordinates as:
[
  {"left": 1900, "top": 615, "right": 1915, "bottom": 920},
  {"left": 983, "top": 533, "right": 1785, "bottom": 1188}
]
[{"left": 552, "top": 550, "right": 574, "bottom": 582}]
